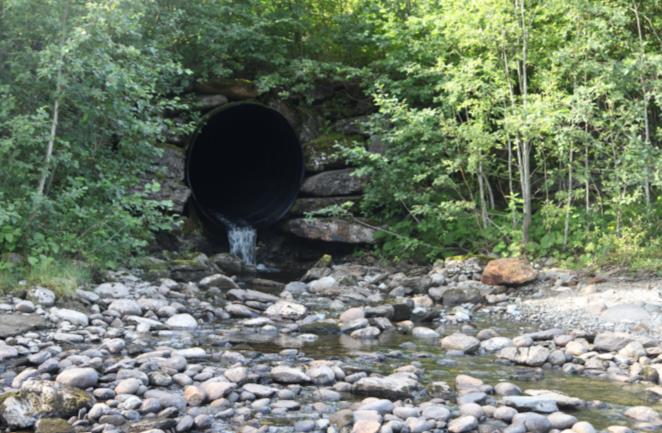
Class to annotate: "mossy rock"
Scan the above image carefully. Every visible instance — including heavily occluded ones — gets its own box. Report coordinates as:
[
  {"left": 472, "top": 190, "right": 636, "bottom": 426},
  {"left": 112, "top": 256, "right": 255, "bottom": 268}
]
[
  {"left": 36, "top": 418, "right": 74, "bottom": 433},
  {"left": 303, "top": 133, "right": 363, "bottom": 172},
  {"left": 194, "top": 78, "right": 259, "bottom": 100},
  {"left": 299, "top": 320, "right": 340, "bottom": 335},
  {"left": 0, "top": 381, "right": 93, "bottom": 429}
]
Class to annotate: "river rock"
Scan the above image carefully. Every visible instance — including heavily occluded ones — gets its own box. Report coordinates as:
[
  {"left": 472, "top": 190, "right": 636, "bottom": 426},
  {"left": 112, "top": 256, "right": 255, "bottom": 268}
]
[
  {"left": 481, "top": 258, "right": 537, "bottom": 286},
  {"left": 572, "top": 421, "right": 596, "bottom": 433},
  {"left": 55, "top": 368, "right": 98, "bottom": 389},
  {"left": 481, "top": 337, "right": 513, "bottom": 353},
  {"left": 565, "top": 339, "right": 589, "bottom": 356},
  {"left": 199, "top": 273, "right": 239, "bottom": 290},
  {"left": 281, "top": 218, "right": 376, "bottom": 244},
  {"left": 352, "top": 372, "right": 420, "bottom": 400},
  {"left": 548, "top": 412, "right": 578, "bottom": 430},
  {"left": 441, "top": 333, "right": 480, "bottom": 353},
  {"left": 442, "top": 287, "right": 482, "bottom": 306},
  {"left": 166, "top": 313, "right": 198, "bottom": 329},
  {"left": 497, "top": 346, "right": 550, "bottom": 366},
  {"left": 200, "top": 380, "right": 236, "bottom": 400},
  {"left": 271, "top": 366, "right": 311, "bottom": 384},
  {"left": 108, "top": 299, "right": 142, "bottom": 316},
  {"left": 503, "top": 396, "right": 558, "bottom": 413},
  {"left": 0, "top": 313, "right": 49, "bottom": 339},
  {"left": 52, "top": 308, "right": 88, "bottom": 326},
  {"left": 412, "top": 327, "right": 440, "bottom": 339},
  {"left": 624, "top": 406, "right": 659, "bottom": 422},
  {"left": 448, "top": 415, "right": 478, "bottom": 433},
  {"left": 264, "top": 301, "right": 307, "bottom": 320},
  {"left": 0, "top": 380, "right": 94, "bottom": 429},
  {"left": 143, "top": 390, "right": 186, "bottom": 410},
  {"left": 593, "top": 332, "right": 633, "bottom": 352},
  {"left": 15, "top": 300, "right": 35, "bottom": 313},
  {"left": 29, "top": 287, "right": 56, "bottom": 306},
  {"left": 95, "top": 282, "right": 130, "bottom": 298},
  {"left": 599, "top": 304, "right": 652, "bottom": 324}
]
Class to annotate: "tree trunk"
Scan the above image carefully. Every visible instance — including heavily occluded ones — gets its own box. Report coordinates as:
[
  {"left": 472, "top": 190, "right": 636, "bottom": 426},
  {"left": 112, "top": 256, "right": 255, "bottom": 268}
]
[
  {"left": 634, "top": 2, "right": 651, "bottom": 206},
  {"left": 36, "top": 1, "right": 69, "bottom": 197},
  {"left": 518, "top": 0, "right": 532, "bottom": 246},
  {"left": 563, "top": 144, "right": 574, "bottom": 249}
]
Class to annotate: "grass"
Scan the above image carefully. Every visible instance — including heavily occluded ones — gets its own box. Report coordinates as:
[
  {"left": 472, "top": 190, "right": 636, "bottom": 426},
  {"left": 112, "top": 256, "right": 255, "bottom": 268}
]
[{"left": 0, "top": 258, "right": 91, "bottom": 297}]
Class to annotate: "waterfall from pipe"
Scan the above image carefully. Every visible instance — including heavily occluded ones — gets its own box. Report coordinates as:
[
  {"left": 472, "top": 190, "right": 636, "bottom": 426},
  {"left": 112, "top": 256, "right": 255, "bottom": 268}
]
[{"left": 215, "top": 214, "right": 257, "bottom": 265}]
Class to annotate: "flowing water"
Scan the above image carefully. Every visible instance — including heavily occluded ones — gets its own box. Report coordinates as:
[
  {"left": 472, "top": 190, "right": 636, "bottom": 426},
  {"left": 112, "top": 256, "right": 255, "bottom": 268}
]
[
  {"left": 147, "top": 312, "right": 662, "bottom": 431},
  {"left": 215, "top": 214, "right": 258, "bottom": 266},
  {"left": 226, "top": 223, "right": 257, "bottom": 265}
]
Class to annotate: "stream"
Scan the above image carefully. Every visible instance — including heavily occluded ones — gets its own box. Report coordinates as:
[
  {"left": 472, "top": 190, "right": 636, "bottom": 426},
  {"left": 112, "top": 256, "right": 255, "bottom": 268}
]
[{"left": 141, "top": 290, "right": 662, "bottom": 432}]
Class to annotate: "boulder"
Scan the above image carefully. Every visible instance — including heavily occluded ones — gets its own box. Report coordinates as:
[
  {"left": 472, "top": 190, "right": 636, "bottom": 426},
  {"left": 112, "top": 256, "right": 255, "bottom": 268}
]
[
  {"left": 301, "top": 168, "right": 364, "bottom": 196},
  {"left": 481, "top": 258, "right": 537, "bottom": 286},
  {"left": 52, "top": 309, "right": 88, "bottom": 327},
  {"left": 593, "top": 332, "right": 633, "bottom": 352},
  {"left": 29, "top": 287, "right": 56, "bottom": 307},
  {"left": 289, "top": 196, "right": 360, "bottom": 216},
  {"left": 352, "top": 372, "right": 420, "bottom": 400},
  {"left": 497, "top": 346, "right": 550, "bottom": 366},
  {"left": 302, "top": 134, "right": 360, "bottom": 173},
  {"left": 0, "top": 380, "right": 94, "bottom": 429},
  {"left": 199, "top": 273, "right": 239, "bottom": 290},
  {"left": 193, "top": 94, "right": 229, "bottom": 110},
  {"left": 264, "top": 301, "right": 307, "bottom": 320},
  {"left": 166, "top": 314, "right": 198, "bottom": 329},
  {"left": 107, "top": 299, "right": 142, "bottom": 316},
  {"left": 55, "top": 368, "right": 98, "bottom": 389},
  {"left": 440, "top": 333, "right": 480, "bottom": 354},
  {"left": 0, "top": 313, "right": 48, "bottom": 339},
  {"left": 599, "top": 304, "right": 652, "bottom": 325},
  {"left": 270, "top": 366, "right": 311, "bottom": 384},
  {"left": 281, "top": 218, "right": 375, "bottom": 244},
  {"left": 193, "top": 78, "right": 258, "bottom": 99}
]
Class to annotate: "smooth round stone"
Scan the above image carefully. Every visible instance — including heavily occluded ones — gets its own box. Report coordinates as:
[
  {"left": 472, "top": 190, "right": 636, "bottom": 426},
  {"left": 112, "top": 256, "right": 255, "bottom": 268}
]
[
  {"left": 272, "top": 400, "right": 300, "bottom": 411},
  {"left": 194, "top": 414, "right": 212, "bottom": 429},
  {"left": 314, "top": 389, "right": 341, "bottom": 401},
  {"left": 176, "top": 415, "right": 194, "bottom": 432},
  {"left": 141, "top": 398, "right": 161, "bottom": 413},
  {"left": 15, "top": 300, "right": 35, "bottom": 313},
  {"left": 494, "top": 406, "right": 518, "bottom": 422},
  {"left": 449, "top": 415, "right": 478, "bottom": 433},
  {"left": 571, "top": 421, "right": 596, "bottom": 433},
  {"left": 56, "top": 367, "right": 98, "bottom": 389},
  {"left": 115, "top": 378, "right": 142, "bottom": 395},
  {"left": 294, "top": 420, "right": 316, "bottom": 432},
  {"left": 494, "top": 382, "right": 521, "bottom": 396},
  {"left": 548, "top": 412, "right": 578, "bottom": 430},
  {"left": 460, "top": 403, "right": 484, "bottom": 419},
  {"left": 393, "top": 406, "right": 420, "bottom": 419}
]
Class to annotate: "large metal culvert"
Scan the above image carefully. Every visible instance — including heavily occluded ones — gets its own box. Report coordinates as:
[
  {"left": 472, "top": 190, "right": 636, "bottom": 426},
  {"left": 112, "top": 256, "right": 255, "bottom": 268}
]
[{"left": 185, "top": 102, "right": 303, "bottom": 230}]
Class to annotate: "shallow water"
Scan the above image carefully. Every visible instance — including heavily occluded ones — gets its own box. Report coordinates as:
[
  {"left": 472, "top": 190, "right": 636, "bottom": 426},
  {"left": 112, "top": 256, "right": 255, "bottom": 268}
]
[{"left": 151, "top": 313, "right": 662, "bottom": 431}]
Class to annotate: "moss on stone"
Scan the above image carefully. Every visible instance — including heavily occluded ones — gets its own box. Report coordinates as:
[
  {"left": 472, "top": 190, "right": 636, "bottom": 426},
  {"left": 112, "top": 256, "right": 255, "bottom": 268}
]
[
  {"left": 35, "top": 418, "right": 74, "bottom": 433},
  {"left": 303, "top": 133, "right": 363, "bottom": 172}
]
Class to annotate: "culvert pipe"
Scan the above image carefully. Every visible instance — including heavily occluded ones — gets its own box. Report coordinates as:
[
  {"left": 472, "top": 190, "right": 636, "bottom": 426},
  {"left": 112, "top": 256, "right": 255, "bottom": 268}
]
[{"left": 185, "top": 102, "right": 303, "bottom": 229}]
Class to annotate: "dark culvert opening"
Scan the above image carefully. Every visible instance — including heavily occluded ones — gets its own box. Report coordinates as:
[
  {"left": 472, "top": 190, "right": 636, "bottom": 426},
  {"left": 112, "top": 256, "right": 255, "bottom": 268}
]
[{"left": 186, "top": 103, "right": 303, "bottom": 231}]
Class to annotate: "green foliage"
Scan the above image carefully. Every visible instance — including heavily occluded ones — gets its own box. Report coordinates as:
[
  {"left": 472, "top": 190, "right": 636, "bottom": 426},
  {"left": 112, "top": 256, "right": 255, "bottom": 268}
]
[
  {"left": 0, "top": 0, "right": 188, "bottom": 269},
  {"left": 0, "top": 257, "right": 90, "bottom": 297},
  {"left": 1, "top": 0, "right": 661, "bottom": 274}
]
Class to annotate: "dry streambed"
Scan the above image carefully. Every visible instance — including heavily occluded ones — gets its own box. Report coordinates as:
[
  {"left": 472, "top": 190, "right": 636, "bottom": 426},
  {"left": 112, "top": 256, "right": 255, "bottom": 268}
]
[{"left": 0, "top": 256, "right": 661, "bottom": 433}]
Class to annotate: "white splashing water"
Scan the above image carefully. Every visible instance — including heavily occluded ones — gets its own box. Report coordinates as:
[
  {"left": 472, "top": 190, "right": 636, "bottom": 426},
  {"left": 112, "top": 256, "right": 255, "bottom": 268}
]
[{"left": 224, "top": 220, "right": 257, "bottom": 266}]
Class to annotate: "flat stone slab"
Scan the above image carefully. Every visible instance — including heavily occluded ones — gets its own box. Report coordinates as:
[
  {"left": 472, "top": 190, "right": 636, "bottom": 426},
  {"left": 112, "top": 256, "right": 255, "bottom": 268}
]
[{"left": 0, "top": 313, "right": 49, "bottom": 338}]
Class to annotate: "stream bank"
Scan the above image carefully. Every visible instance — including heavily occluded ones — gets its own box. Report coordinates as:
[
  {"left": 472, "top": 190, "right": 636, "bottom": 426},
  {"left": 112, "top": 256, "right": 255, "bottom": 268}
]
[{"left": 0, "top": 256, "right": 661, "bottom": 433}]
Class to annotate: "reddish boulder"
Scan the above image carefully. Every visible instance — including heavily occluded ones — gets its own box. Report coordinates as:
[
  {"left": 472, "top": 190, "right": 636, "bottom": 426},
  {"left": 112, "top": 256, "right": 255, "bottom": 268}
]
[{"left": 481, "top": 258, "right": 537, "bottom": 286}]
